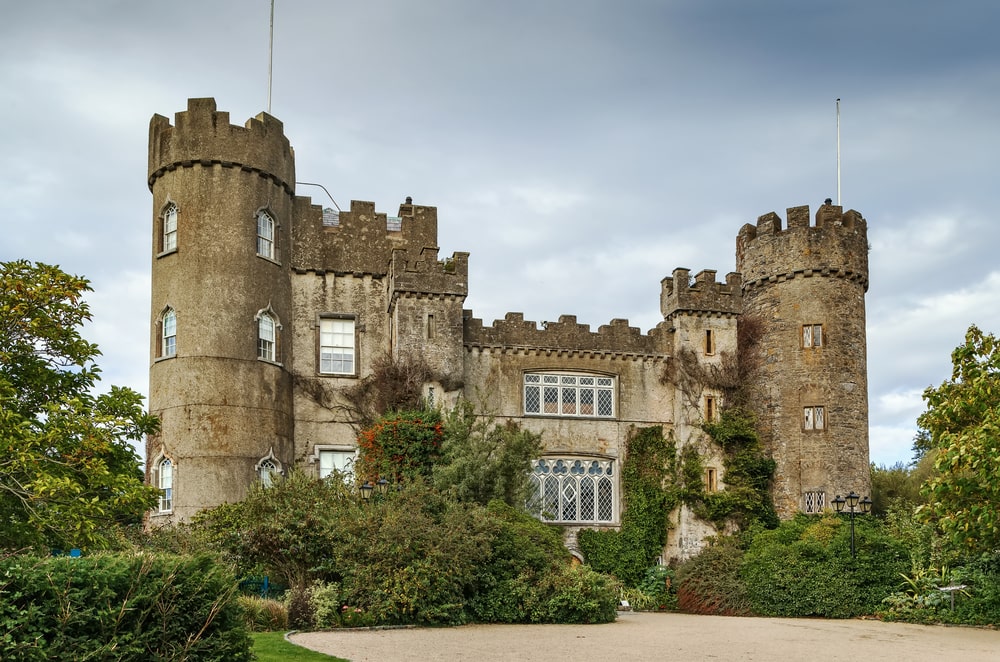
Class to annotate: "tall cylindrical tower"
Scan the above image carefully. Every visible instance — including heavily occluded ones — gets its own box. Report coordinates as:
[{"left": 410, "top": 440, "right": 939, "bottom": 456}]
[
  {"left": 736, "top": 202, "right": 869, "bottom": 517},
  {"left": 146, "top": 98, "right": 296, "bottom": 522}
]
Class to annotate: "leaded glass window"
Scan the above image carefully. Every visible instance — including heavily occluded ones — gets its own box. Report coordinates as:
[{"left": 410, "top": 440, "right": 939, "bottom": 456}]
[
  {"left": 528, "top": 457, "right": 616, "bottom": 524},
  {"left": 524, "top": 373, "right": 615, "bottom": 418},
  {"left": 804, "top": 490, "right": 826, "bottom": 513}
]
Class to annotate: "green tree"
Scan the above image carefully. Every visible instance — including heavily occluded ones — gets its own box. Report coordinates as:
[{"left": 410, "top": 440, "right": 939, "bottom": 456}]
[
  {"left": 0, "top": 260, "right": 159, "bottom": 551},
  {"left": 433, "top": 401, "right": 542, "bottom": 507},
  {"left": 917, "top": 325, "right": 1000, "bottom": 553}
]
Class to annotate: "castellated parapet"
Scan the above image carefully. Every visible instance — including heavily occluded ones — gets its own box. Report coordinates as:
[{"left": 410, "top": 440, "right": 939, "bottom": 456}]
[
  {"left": 736, "top": 204, "right": 868, "bottom": 293},
  {"left": 293, "top": 199, "right": 442, "bottom": 275},
  {"left": 463, "top": 313, "right": 665, "bottom": 356},
  {"left": 148, "top": 97, "right": 294, "bottom": 193},
  {"left": 661, "top": 268, "right": 742, "bottom": 321}
]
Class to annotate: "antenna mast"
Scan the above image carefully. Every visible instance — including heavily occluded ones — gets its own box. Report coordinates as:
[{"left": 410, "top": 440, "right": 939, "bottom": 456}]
[
  {"left": 836, "top": 98, "right": 841, "bottom": 206},
  {"left": 267, "top": 0, "right": 275, "bottom": 114}
]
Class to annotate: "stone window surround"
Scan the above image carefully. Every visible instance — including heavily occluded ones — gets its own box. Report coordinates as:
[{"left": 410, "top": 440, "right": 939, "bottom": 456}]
[
  {"left": 157, "top": 200, "right": 178, "bottom": 257},
  {"left": 523, "top": 371, "right": 616, "bottom": 419},
  {"left": 529, "top": 455, "right": 618, "bottom": 525},
  {"left": 317, "top": 314, "right": 357, "bottom": 377}
]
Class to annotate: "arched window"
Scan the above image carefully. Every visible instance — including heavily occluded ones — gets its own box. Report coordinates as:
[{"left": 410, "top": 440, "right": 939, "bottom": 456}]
[
  {"left": 256, "top": 308, "right": 280, "bottom": 363},
  {"left": 161, "top": 203, "right": 178, "bottom": 253},
  {"left": 158, "top": 458, "right": 173, "bottom": 513},
  {"left": 528, "top": 457, "right": 616, "bottom": 524},
  {"left": 256, "top": 210, "right": 275, "bottom": 259},
  {"left": 255, "top": 448, "right": 283, "bottom": 487},
  {"left": 159, "top": 308, "right": 177, "bottom": 358},
  {"left": 258, "top": 459, "right": 278, "bottom": 487}
]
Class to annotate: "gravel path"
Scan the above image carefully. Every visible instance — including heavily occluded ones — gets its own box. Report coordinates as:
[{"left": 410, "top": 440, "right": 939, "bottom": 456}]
[{"left": 289, "top": 611, "right": 1000, "bottom": 661}]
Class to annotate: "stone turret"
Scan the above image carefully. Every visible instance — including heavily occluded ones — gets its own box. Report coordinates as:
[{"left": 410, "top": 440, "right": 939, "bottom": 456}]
[
  {"left": 146, "top": 98, "right": 296, "bottom": 522},
  {"left": 737, "top": 202, "right": 870, "bottom": 517}
]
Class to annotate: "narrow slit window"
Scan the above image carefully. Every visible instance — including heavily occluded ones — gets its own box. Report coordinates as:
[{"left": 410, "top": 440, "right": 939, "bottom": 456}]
[
  {"left": 705, "top": 329, "right": 715, "bottom": 355},
  {"left": 705, "top": 395, "right": 716, "bottom": 422},
  {"left": 162, "top": 204, "right": 178, "bottom": 253},
  {"left": 705, "top": 467, "right": 718, "bottom": 493}
]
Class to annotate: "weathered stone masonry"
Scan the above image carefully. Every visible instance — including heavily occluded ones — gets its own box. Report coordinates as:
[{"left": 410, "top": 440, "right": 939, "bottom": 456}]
[{"left": 146, "top": 98, "right": 870, "bottom": 561}]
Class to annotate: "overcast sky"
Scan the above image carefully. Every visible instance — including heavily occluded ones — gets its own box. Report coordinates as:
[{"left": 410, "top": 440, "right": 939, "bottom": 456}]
[{"left": 2, "top": 1, "right": 998, "bottom": 467}]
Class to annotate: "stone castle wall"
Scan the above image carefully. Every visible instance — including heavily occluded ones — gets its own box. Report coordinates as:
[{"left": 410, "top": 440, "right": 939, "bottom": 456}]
[{"left": 146, "top": 99, "right": 872, "bottom": 562}]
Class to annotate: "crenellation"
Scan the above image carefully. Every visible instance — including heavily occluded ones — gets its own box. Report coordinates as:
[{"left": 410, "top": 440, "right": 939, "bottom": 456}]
[
  {"left": 147, "top": 98, "right": 871, "bottom": 563},
  {"left": 463, "top": 311, "right": 659, "bottom": 354},
  {"left": 661, "top": 267, "right": 742, "bottom": 320}
]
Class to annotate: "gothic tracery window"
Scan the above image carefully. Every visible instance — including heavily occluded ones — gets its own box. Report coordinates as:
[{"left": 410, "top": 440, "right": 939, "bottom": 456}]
[{"left": 528, "top": 457, "right": 616, "bottom": 524}]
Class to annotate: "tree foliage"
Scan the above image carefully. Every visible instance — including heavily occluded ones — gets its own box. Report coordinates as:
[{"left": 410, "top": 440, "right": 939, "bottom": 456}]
[
  {"left": 0, "top": 260, "right": 158, "bottom": 551},
  {"left": 917, "top": 325, "right": 1000, "bottom": 552},
  {"left": 432, "top": 401, "right": 542, "bottom": 507}
]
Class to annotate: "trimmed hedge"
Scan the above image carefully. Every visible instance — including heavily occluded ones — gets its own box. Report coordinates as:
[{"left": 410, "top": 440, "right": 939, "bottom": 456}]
[{"left": 0, "top": 553, "right": 252, "bottom": 661}]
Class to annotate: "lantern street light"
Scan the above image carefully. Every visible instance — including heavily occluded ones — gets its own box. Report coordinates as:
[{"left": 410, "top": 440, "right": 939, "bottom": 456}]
[
  {"left": 359, "top": 481, "right": 374, "bottom": 502},
  {"left": 832, "top": 491, "right": 872, "bottom": 557}
]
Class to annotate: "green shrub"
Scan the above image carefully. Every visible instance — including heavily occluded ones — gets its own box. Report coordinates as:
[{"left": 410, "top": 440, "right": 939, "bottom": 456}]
[
  {"left": 741, "top": 514, "right": 908, "bottom": 618},
  {"left": 467, "top": 501, "right": 570, "bottom": 623},
  {"left": 327, "top": 483, "right": 495, "bottom": 626},
  {"left": 309, "top": 581, "right": 341, "bottom": 628},
  {"left": 238, "top": 595, "right": 288, "bottom": 632},
  {"left": 533, "top": 565, "right": 618, "bottom": 624},
  {"left": 675, "top": 539, "right": 750, "bottom": 615},
  {"left": 0, "top": 553, "right": 252, "bottom": 661}
]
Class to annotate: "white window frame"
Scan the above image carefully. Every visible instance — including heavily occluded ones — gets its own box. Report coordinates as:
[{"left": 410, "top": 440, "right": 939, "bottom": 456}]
[
  {"left": 803, "top": 324, "right": 823, "bottom": 348},
  {"left": 528, "top": 457, "right": 617, "bottom": 525},
  {"left": 803, "top": 405, "right": 826, "bottom": 431},
  {"left": 160, "top": 308, "right": 176, "bottom": 358},
  {"left": 157, "top": 458, "right": 173, "bottom": 513},
  {"left": 314, "top": 447, "right": 357, "bottom": 482},
  {"left": 319, "top": 317, "right": 356, "bottom": 375},
  {"left": 162, "top": 203, "right": 178, "bottom": 253},
  {"left": 256, "top": 310, "right": 280, "bottom": 363},
  {"left": 255, "top": 448, "right": 283, "bottom": 487},
  {"left": 523, "top": 372, "right": 615, "bottom": 418},
  {"left": 256, "top": 210, "right": 275, "bottom": 260}
]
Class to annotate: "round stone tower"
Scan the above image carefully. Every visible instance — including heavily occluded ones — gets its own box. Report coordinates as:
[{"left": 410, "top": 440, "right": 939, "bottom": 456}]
[
  {"left": 146, "top": 98, "right": 296, "bottom": 523},
  {"left": 736, "top": 202, "right": 870, "bottom": 517}
]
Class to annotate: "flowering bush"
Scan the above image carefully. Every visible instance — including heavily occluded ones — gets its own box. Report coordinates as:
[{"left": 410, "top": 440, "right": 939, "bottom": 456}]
[{"left": 356, "top": 409, "right": 444, "bottom": 483}]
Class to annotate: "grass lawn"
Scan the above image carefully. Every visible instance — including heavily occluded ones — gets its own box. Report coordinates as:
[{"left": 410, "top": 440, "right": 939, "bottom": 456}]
[{"left": 251, "top": 631, "right": 349, "bottom": 662}]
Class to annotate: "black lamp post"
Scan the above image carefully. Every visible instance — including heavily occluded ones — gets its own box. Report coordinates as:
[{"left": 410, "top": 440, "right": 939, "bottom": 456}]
[{"left": 832, "top": 491, "right": 872, "bottom": 557}]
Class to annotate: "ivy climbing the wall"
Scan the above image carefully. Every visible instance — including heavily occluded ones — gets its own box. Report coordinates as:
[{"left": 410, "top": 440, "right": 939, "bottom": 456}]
[
  {"left": 696, "top": 408, "right": 778, "bottom": 530},
  {"left": 577, "top": 426, "right": 678, "bottom": 587}
]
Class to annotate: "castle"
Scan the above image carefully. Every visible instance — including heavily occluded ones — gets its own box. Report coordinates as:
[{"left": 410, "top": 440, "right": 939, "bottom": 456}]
[{"left": 146, "top": 98, "right": 870, "bottom": 561}]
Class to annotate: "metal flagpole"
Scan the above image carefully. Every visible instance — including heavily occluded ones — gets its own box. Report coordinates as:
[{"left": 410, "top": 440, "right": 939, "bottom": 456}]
[
  {"left": 836, "top": 98, "right": 841, "bottom": 206},
  {"left": 267, "top": 0, "right": 275, "bottom": 114}
]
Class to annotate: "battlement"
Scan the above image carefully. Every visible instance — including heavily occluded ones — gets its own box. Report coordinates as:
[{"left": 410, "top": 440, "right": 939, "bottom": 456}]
[
  {"left": 463, "top": 312, "right": 665, "bottom": 356},
  {"left": 292, "top": 198, "right": 441, "bottom": 275},
  {"left": 736, "top": 203, "right": 869, "bottom": 292},
  {"left": 390, "top": 246, "right": 469, "bottom": 298},
  {"left": 148, "top": 98, "right": 295, "bottom": 192},
  {"left": 661, "top": 268, "right": 742, "bottom": 320}
]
